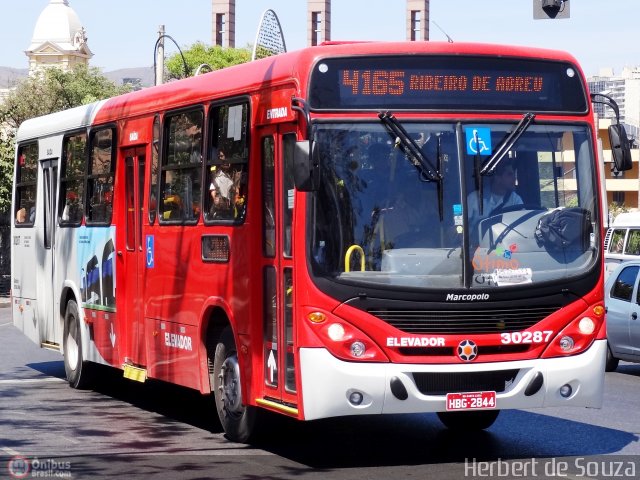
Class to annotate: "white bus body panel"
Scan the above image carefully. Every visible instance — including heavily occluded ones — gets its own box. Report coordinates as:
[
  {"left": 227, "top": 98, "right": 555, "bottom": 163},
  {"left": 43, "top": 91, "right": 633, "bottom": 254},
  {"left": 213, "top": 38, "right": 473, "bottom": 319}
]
[
  {"left": 299, "top": 340, "right": 606, "bottom": 420},
  {"left": 12, "top": 101, "right": 106, "bottom": 350}
]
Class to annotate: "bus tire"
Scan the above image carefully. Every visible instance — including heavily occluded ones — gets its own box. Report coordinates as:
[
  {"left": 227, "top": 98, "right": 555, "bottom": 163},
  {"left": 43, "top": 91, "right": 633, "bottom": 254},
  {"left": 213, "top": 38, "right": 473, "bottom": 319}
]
[
  {"left": 605, "top": 342, "right": 619, "bottom": 372},
  {"left": 437, "top": 409, "right": 500, "bottom": 431},
  {"left": 212, "top": 327, "right": 256, "bottom": 443},
  {"left": 62, "top": 300, "right": 92, "bottom": 389}
]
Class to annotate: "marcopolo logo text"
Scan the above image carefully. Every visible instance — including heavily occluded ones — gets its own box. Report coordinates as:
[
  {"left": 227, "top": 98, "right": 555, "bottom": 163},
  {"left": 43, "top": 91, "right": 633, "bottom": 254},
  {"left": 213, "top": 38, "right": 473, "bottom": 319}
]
[{"left": 446, "top": 293, "right": 490, "bottom": 302}]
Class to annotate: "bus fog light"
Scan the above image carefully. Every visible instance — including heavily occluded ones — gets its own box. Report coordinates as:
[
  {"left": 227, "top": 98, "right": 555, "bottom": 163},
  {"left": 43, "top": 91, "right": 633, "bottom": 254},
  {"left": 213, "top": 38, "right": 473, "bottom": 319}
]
[
  {"left": 559, "top": 384, "right": 573, "bottom": 398},
  {"left": 349, "top": 391, "right": 364, "bottom": 405},
  {"left": 578, "top": 317, "right": 595, "bottom": 335},
  {"left": 327, "top": 323, "right": 345, "bottom": 341},
  {"left": 559, "top": 336, "right": 574, "bottom": 351},
  {"left": 350, "top": 341, "right": 366, "bottom": 357}
]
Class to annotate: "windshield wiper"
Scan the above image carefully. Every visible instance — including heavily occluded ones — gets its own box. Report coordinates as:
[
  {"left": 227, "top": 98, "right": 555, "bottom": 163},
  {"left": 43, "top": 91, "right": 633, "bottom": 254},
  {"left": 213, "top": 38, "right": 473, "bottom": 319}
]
[
  {"left": 435, "top": 134, "right": 444, "bottom": 221},
  {"left": 378, "top": 112, "right": 441, "bottom": 182},
  {"left": 480, "top": 112, "right": 535, "bottom": 176},
  {"left": 473, "top": 129, "right": 484, "bottom": 215},
  {"left": 378, "top": 112, "right": 444, "bottom": 220}
]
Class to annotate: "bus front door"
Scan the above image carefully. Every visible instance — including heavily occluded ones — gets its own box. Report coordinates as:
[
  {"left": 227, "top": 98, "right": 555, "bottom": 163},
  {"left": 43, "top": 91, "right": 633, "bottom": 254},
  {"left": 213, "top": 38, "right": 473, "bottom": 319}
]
[
  {"left": 41, "top": 158, "right": 59, "bottom": 345},
  {"left": 122, "top": 147, "right": 147, "bottom": 368},
  {"left": 258, "top": 127, "right": 298, "bottom": 413}
]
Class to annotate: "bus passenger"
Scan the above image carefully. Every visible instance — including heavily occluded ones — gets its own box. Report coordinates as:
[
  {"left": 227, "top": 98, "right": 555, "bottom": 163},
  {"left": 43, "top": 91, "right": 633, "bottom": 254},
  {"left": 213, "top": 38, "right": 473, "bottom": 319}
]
[
  {"left": 16, "top": 208, "right": 26, "bottom": 223},
  {"left": 209, "top": 151, "right": 237, "bottom": 217}
]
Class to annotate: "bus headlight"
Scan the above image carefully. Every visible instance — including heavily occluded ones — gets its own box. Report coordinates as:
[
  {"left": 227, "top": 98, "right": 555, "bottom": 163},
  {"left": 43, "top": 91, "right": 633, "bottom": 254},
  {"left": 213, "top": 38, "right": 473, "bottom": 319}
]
[
  {"left": 578, "top": 317, "right": 595, "bottom": 335},
  {"left": 559, "top": 336, "right": 574, "bottom": 351},
  {"left": 541, "top": 307, "right": 604, "bottom": 359},
  {"left": 327, "top": 323, "right": 346, "bottom": 341},
  {"left": 304, "top": 308, "right": 389, "bottom": 362},
  {"left": 350, "top": 341, "right": 366, "bottom": 358}
]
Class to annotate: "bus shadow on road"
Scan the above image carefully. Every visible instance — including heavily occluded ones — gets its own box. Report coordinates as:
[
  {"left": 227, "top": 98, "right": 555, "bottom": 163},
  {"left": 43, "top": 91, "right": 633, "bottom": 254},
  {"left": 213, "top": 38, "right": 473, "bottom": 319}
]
[
  {"left": 25, "top": 360, "right": 222, "bottom": 437},
  {"left": 18, "top": 360, "right": 639, "bottom": 469},
  {"left": 252, "top": 410, "right": 638, "bottom": 468},
  {"left": 26, "top": 360, "right": 66, "bottom": 379}
]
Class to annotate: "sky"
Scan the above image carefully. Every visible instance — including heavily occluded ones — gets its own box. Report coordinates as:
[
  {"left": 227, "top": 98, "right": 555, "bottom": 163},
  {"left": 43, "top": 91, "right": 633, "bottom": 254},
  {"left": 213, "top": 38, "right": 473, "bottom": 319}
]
[{"left": 0, "top": 0, "right": 639, "bottom": 77}]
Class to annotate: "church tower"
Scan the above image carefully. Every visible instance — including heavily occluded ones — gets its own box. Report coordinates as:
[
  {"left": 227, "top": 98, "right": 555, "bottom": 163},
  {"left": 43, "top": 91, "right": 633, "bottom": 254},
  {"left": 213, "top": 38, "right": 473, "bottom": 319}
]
[{"left": 25, "top": 0, "right": 93, "bottom": 74}]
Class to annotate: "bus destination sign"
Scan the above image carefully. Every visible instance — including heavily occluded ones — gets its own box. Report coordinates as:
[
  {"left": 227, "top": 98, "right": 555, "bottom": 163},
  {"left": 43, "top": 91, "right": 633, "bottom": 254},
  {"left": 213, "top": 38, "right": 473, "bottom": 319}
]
[
  {"left": 309, "top": 55, "right": 588, "bottom": 113},
  {"left": 341, "top": 70, "right": 545, "bottom": 96}
]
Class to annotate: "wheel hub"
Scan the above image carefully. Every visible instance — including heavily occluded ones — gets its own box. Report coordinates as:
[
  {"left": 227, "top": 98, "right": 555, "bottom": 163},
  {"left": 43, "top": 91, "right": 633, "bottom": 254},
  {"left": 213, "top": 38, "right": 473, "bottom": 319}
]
[
  {"left": 66, "top": 331, "right": 79, "bottom": 369},
  {"left": 220, "top": 354, "right": 243, "bottom": 414}
]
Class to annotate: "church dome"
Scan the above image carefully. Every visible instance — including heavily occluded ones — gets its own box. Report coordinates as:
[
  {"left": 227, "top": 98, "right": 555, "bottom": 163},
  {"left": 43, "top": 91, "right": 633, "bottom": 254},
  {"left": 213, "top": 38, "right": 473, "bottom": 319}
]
[{"left": 28, "top": 0, "right": 84, "bottom": 51}]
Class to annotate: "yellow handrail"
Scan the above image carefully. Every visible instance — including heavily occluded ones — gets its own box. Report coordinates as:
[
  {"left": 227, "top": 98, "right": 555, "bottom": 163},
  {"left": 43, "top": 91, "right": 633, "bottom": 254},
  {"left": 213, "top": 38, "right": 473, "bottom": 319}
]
[{"left": 345, "top": 245, "right": 365, "bottom": 272}]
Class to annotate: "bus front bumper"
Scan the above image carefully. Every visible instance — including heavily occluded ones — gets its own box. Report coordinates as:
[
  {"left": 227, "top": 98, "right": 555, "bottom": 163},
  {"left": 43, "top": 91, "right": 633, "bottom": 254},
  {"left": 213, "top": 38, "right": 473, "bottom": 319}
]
[{"left": 299, "top": 339, "right": 606, "bottom": 421}]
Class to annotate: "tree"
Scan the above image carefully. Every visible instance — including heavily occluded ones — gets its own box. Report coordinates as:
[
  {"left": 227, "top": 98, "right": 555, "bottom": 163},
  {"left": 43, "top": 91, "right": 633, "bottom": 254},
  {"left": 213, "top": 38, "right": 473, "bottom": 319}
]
[
  {"left": 0, "top": 65, "right": 130, "bottom": 130},
  {"left": 0, "top": 65, "right": 130, "bottom": 214},
  {"left": 165, "top": 42, "right": 251, "bottom": 80},
  {"left": 0, "top": 130, "right": 14, "bottom": 214}
]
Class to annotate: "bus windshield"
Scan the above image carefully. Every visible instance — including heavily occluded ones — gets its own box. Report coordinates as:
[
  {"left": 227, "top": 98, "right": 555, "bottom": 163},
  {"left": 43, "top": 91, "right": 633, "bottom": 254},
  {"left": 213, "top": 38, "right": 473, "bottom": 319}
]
[{"left": 309, "top": 121, "right": 598, "bottom": 290}]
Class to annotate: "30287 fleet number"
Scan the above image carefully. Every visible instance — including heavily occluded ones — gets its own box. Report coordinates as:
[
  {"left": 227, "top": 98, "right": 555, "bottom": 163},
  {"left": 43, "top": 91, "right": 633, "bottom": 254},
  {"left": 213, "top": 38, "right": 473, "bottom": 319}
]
[{"left": 500, "top": 331, "right": 553, "bottom": 344}]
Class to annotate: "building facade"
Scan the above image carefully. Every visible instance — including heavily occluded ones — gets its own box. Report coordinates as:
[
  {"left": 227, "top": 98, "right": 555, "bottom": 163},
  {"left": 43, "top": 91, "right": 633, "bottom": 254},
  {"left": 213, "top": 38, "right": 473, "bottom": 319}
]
[
  {"left": 308, "top": 0, "right": 331, "bottom": 46},
  {"left": 211, "top": 0, "right": 430, "bottom": 47},
  {"left": 212, "top": 0, "right": 236, "bottom": 48},
  {"left": 589, "top": 68, "right": 640, "bottom": 211},
  {"left": 25, "top": 0, "right": 92, "bottom": 75}
]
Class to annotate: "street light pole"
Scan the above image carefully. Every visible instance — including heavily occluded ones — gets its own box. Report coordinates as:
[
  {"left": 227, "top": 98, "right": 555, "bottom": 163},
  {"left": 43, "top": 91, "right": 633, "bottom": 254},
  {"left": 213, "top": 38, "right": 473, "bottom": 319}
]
[{"left": 156, "top": 25, "right": 165, "bottom": 86}]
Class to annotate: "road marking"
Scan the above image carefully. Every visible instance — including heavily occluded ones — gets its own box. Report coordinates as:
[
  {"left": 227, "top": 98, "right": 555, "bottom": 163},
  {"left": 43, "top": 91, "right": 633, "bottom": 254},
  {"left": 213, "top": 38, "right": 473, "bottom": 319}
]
[
  {"left": 0, "top": 322, "right": 13, "bottom": 328},
  {"left": 60, "top": 436, "right": 81, "bottom": 445},
  {"left": 0, "top": 377, "right": 64, "bottom": 385},
  {"left": 1, "top": 447, "right": 21, "bottom": 456}
]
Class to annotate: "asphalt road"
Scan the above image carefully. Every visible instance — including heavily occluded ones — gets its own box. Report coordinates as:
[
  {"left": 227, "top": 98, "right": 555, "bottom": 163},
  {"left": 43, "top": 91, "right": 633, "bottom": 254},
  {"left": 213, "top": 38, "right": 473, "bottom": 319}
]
[{"left": 1, "top": 305, "right": 639, "bottom": 479}]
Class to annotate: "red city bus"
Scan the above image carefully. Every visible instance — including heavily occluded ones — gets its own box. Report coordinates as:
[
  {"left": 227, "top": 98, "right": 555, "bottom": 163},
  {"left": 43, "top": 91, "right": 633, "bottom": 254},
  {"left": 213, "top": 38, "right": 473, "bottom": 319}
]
[{"left": 11, "top": 41, "right": 631, "bottom": 442}]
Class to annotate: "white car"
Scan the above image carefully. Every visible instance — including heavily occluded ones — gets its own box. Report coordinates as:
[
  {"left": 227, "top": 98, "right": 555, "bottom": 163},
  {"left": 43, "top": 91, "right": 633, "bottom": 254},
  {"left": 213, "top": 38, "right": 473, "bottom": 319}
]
[{"left": 604, "top": 260, "right": 640, "bottom": 371}]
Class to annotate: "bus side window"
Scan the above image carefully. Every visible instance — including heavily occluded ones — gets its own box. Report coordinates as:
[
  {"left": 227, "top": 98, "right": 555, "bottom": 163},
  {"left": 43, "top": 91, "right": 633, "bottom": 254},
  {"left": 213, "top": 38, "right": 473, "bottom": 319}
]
[
  {"left": 86, "top": 128, "right": 115, "bottom": 225},
  {"left": 149, "top": 116, "right": 160, "bottom": 224},
  {"left": 14, "top": 143, "right": 38, "bottom": 227},
  {"left": 160, "top": 110, "right": 203, "bottom": 224},
  {"left": 205, "top": 102, "right": 249, "bottom": 223},
  {"left": 60, "top": 132, "right": 88, "bottom": 226}
]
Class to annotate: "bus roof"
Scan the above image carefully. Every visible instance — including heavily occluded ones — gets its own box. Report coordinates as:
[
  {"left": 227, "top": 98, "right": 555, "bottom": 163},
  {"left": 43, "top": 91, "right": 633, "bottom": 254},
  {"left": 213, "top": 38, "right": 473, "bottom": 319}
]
[
  {"left": 16, "top": 41, "right": 585, "bottom": 141},
  {"left": 16, "top": 100, "right": 106, "bottom": 143},
  {"left": 93, "top": 41, "right": 585, "bottom": 123}
]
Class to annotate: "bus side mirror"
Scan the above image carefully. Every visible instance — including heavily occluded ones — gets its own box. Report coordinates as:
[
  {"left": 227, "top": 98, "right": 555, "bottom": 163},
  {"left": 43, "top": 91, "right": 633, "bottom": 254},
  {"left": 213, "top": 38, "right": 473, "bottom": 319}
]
[
  {"left": 609, "top": 124, "right": 633, "bottom": 171},
  {"left": 293, "top": 140, "right": 319, "bottom": 191}
]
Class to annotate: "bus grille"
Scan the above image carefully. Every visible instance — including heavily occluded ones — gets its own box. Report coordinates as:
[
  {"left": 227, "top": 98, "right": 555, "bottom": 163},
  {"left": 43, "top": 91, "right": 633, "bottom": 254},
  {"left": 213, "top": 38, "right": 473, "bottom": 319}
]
[
  {"left": 369, "top": 306, "right": 559, "bottom": 334},
  {"left": 412, "top": 370, "right": 520, "bottom": 395}
]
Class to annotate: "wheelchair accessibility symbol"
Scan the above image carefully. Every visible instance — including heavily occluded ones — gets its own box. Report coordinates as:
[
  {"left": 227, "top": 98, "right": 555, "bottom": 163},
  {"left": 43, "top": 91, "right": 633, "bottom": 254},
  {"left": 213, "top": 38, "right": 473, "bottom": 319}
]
[
  {"left": 465, "top": 127, "right": 492, "bottom": 156},
  {"left": 146, "top": 235, "right": 154, "bottom": 268}
]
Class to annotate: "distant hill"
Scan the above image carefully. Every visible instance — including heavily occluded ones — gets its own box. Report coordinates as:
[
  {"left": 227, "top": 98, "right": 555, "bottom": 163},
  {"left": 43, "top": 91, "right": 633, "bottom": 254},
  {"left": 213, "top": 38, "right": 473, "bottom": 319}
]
[
  {"left": 0, "top": 66, "right": 155, "bottom": 89},
  {"left": 103, "top": 67, "right": 155, "bottom": 88},
  {"left": 0, "top": 67, "right": 28, "bottom": 89}
]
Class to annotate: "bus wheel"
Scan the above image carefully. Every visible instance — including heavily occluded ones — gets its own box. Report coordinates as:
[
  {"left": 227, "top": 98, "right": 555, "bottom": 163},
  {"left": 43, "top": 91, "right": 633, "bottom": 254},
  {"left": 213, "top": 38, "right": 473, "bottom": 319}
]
[
  {"left": 212, "top": 327, "right": 256, "bottom": 443},
  {"left": 605, "top": 342, "right": 619, "bottom": 372},
  {"left": 437, "top": 410, "right": 500, "bottom": 431},
  {"left": 62, "top": 300, "right": 92, "bottom": 389}
]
